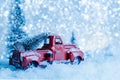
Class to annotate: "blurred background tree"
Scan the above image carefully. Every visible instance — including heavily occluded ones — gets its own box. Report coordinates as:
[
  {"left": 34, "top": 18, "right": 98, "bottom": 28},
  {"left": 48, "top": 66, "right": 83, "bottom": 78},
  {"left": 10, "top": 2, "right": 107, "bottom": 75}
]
[{"left": 70, "top": 32, "right": 76, "bottom": 44}]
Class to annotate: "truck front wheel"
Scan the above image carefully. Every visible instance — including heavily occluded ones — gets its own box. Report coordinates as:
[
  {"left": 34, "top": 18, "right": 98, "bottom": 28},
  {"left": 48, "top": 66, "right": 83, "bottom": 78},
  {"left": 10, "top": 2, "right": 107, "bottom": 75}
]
[{"left": 71, "top": 56, "right": 81, "bottom": 65}]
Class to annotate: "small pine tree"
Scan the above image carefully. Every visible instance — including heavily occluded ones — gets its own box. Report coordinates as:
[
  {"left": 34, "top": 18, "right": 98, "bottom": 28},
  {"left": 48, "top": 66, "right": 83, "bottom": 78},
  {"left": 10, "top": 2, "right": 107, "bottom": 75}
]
[
  {"left": 6, "top": 0, "right": 27, "bottom": 55},
  {"left": 14, "top": 33, "right": 49, "bottom": 51},
  {"left": 70, "top": 32, "right": 76, "bottom": 44}
]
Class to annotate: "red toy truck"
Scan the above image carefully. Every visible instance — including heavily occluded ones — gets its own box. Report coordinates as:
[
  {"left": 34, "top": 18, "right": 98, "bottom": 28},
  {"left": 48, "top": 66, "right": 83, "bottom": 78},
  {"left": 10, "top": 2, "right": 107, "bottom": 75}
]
[{"left": 9, "top": 34, "right": 84, "bottom": 69}]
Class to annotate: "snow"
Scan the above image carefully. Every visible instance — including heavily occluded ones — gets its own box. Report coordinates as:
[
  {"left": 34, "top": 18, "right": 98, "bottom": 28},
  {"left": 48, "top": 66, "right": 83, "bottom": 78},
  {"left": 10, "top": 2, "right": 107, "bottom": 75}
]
[
  {"left": 21, "top": 51, "right": 38, "bottom": 57},
  {"left": 0, "top": 0, "right": 120, "bottom": 79},
  {"left": 0, "top": 57, "right": 120, "bottom": 80}
]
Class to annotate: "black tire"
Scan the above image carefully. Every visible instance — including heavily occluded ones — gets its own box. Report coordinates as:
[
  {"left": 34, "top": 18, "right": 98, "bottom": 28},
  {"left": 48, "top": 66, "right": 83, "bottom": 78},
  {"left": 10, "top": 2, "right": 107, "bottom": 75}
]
[
  {"left": 9, "top": 57, "right": 12, "bottom": 65},
  {"left": 71, "top": 56, "right": 81, "bottom": 65},
  {"left": 28, "top": 61, "right": 38, "bottom": 68},
  {"left": 47, "top": 61, "right": 53, "bottom": 65}
]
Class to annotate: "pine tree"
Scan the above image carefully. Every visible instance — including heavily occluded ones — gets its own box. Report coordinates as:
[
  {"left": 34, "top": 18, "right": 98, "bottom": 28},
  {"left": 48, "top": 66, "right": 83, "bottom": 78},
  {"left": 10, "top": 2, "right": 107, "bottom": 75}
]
[
  {"left": 7, "top": 0, "right": 27, "bottom": 55},
  {"left": 70, "top": 32, "right": 76, "bottom": 44},
  {"left": 14, "top": 33, "right": 49, "bottom": 51}
]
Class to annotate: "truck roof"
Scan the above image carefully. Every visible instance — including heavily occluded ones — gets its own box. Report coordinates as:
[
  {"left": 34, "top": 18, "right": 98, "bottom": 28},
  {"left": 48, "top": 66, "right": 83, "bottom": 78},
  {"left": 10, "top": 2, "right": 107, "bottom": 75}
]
[{"left": 48, "top": 33, "right": 61, "bottom": 38}]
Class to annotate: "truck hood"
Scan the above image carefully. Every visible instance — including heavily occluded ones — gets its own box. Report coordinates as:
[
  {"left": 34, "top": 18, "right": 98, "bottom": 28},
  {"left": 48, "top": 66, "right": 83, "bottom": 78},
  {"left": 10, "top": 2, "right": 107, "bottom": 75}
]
[{"left": 64, "top": 44, "right": 76, "bottom": 49}]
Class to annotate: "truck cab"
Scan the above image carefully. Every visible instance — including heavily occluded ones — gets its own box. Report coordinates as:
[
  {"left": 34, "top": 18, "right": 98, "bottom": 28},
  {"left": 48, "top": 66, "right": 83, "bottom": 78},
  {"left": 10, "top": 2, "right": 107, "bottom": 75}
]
[
  {"left": 41, "top": 35, "right": 66, "bottom": 60},
  {"left": 41, "top": 35, "right": 84, "bottom": 62}
]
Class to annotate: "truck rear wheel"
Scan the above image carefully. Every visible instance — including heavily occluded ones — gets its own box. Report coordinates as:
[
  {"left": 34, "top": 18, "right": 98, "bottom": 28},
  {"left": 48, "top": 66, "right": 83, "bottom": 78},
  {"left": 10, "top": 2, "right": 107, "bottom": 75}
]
[
  {"left": 47, "top": 61, "right": 53, "bottom": 64},
  {"left": 71, "top": 56, "right": 81, "bottom": 65},
  {"left": 28, "top": 61, "right": 38, "bottom": 68}
]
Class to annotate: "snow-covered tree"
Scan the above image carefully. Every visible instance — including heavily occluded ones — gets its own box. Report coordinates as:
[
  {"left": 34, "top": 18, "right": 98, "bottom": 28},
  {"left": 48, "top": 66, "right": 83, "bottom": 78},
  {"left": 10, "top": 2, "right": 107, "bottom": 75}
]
[
  {"left": 14, "top": 33, "right": 48, "bottom": 51},
  {"left": 6, "top": 0, "right": 27, "bottom": 55}
]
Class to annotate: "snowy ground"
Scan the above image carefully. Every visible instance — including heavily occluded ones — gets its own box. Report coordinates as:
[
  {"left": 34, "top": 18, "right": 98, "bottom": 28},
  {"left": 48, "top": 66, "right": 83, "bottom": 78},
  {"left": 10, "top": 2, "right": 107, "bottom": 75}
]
[{"left": 0, "top": 55, "right": 120, "bottom": 80}]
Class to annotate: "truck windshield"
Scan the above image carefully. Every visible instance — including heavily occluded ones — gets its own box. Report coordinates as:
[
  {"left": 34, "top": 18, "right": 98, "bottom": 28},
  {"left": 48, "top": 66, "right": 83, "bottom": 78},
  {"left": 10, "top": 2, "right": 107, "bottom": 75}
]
[{"left": 55, "top": 38, "right": 62, "bottom": 44}]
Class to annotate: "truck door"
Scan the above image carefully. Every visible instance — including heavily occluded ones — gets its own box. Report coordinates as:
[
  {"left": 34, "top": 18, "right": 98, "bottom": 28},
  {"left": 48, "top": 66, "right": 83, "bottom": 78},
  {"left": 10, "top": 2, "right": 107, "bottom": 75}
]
[{"left": 54, "top": 38, "right": 65, "bottom": 60}]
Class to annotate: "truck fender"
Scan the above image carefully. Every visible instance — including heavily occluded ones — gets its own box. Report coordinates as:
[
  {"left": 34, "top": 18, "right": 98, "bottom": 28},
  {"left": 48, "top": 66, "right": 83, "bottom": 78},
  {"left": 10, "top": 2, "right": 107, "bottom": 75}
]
[
  {"left": 25, "top": 56, "right": 40, "bottom": 65},
  {"left": 69, "top": 52, "right": 80, "bottom": 62}
]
